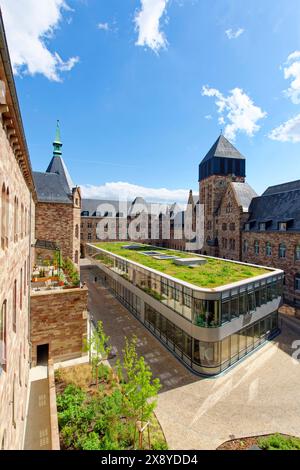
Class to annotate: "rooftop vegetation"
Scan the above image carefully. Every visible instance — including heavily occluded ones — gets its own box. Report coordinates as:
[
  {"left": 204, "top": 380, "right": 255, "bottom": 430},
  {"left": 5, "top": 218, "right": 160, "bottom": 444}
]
[{"left": 94, "top": 242, "right": 270, "bottom": 288}]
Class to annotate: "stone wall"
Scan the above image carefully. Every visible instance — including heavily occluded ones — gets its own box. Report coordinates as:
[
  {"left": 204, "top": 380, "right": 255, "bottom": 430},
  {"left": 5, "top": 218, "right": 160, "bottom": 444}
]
[
  {"left": 242, "top": 231, "right": 300, "bottom": 305},
  {"left": 35, "top": 201, "right": 80, "bottom": 267},
  {"left": 199, "top": 175, "right": 244, "bottom": 256},
  {"left": 0, "top": 111, "right": 32, "bottom": 450},
  {"left": 215, "top": 184, "right": 245, "bottom": 261},
  {"left": 30, "top": 287, "right": 88, "bottom": 366}
]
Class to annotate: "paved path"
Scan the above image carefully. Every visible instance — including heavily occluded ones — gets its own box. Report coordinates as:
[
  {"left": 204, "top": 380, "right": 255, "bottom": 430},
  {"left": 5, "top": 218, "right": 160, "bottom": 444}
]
[
  {"left": 81, "top": 264, "right": 300, "bottom": 450},
  {"left": 24, "top": 367, "right": 51, "bottom": 450}
]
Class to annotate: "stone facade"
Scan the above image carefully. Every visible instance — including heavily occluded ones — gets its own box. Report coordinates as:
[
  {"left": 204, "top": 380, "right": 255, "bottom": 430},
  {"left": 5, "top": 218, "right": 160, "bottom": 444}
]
[
  {"left": 35, "top": 188, "right": 81, "bottom": 266},
  {"left": 200, "top": 174, "right": 245, "bottom": 256},
  {"left": 242, "top": 231, "right": 300, "bottom": 306},
  {"left": 215, "top": 183, "right": 248, "bottom": 261},
  {"left": 0, "top": 19, "right": 35, "bottom": 449},
  {"left": 30, "top": 287, "right": 88, "bottom": 366}
]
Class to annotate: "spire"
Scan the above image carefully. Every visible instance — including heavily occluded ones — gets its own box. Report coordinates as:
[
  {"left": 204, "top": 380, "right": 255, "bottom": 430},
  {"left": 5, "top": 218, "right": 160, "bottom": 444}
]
[{"left": 53, "top": 120, "right": 62, "bottom": 157}]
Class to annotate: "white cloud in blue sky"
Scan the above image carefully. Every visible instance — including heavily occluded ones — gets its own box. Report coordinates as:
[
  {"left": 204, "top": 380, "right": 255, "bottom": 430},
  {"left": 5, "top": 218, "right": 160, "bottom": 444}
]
[
  {"left": 225, "top": 28, "right": 244, "bottom": 40},
  {"left": 134, "top": 0, "right": 169, "bottom": 53},
  {"left": 0, "top": 0, "right": 79, "bottom": 81},
  {"left": 283, "top": 51, "right": 300, "bottom": 104},
  {"left": 202, "top": 86, "right": 267, "bottom": 141},
  {"left": 81, "top": 181, "right": 190, "bottom": 204},
  {"left": 269, "top": 114, "right": 300, "bottom": 143}
]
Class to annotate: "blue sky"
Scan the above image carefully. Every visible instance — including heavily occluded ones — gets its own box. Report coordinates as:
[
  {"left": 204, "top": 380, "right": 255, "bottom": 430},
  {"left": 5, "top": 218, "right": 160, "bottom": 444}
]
[{"left": 2, "top": 0, "right": 300, "bottom": 202}]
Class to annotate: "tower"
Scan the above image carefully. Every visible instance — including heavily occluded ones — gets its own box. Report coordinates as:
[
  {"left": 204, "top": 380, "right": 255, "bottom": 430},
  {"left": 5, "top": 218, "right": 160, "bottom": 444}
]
[
  {"left": 33, "top": 121, "right": 81, "bottom": 267},
  {"left": 199, "top": 135, "right": 245, "bottom": 255}
]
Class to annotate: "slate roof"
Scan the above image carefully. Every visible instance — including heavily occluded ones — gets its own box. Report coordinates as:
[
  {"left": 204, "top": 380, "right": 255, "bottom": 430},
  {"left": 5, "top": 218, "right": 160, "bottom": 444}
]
[
  {"left": 246, "top": 181, "right": 300, "bottom": 232},
  {"left": 81, "top": 198, "right": 169, "bottom": 217},
  {"left": 262, "top": 179, "right": 300, "bottom": 196},
  {"left": 201, "top": 135, "right": 245, "bottom": 163},
  {"left": 46, "top": 155, "right": 75, "bottom": 193},
  {"left": 231, "top": 182, "right": 257, "bottom": 212},
  {"left": 33, "top": 172, "right": 72, "bottom": 204}
]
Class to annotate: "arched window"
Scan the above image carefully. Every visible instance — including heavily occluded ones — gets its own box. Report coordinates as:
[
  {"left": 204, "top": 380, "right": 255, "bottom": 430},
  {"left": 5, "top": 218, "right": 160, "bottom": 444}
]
[
  {"left": 75, "top": 224, "right": 79, "bottom": 239},
  {"left": 20, "top": 269, "right": 23, "bottom": 310},
  {"left": 24, "top": 261, "right": 27, "bottom": 296},
  {"left": 0, "top": 300, "right": 7, "bottom": 372},
  {"left": 266, "top": 242, "right": 272, "bottom": 256},
  {"left": 279, "top": 243, "right": 286, "bottom": 259},
  {"left": 254, "top": 240, "right": 259, "bottom": 255},
  {"left": 13, "top": 280, "right": 17, "bottom": 332},
  {"left": 243, "top": 239, "right": 248, "bottom": 254},
  {"left": 295, "top": 274, "right": 300, "bottom": 292},
  {"left": 295, "top": 245, "right": 300, "bottom": 261},
  {"left": 5, "top": 187, "right": 9, "bottom": 248},
  {"left": 1, "top": 184, "right": 6, "bottom": 249},
  {"left": 21, "top": 203, "right": 24, "bottom": 239},
  {"left": 75, "top": 250, "right": 79, "bottom": 264},
  {"left": 14, "top": 197, "right": 19, "bottom": 243}
]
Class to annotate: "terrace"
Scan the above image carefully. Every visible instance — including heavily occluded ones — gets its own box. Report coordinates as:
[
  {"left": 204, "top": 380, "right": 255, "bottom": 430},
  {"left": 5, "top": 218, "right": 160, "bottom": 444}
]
[{"left": 31, "top": 252, "right": 80, "bottom": 293}]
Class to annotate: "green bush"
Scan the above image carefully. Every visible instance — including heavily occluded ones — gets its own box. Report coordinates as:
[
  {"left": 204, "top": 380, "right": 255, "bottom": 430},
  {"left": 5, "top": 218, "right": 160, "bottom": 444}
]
[{"left": 258, "top": 434, "right": 300, "bottom": 450}]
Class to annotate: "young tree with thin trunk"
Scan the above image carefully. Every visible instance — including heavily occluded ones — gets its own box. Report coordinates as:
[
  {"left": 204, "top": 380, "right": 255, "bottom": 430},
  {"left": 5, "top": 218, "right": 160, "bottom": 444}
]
[{"left": 85, "top": 320, "right": 111, "bottom": 387}]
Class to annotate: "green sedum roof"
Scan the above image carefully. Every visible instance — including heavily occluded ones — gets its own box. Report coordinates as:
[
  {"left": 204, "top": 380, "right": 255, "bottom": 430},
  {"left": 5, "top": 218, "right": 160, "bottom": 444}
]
[{"left": 94, "top": 242, "right": 270, "bottom": 289}]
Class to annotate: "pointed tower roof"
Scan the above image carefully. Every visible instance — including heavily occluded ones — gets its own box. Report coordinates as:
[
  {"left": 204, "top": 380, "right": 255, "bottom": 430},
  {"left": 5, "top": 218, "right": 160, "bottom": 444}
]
[
  {"left": 199, "top": 135, "right": 246, "bottom": 182},
  {"left": 202, "top": 135, "right": 245, "bottom": 163},
  {"left": 46, "top": 121, "right": 75, "bottom": 193}
]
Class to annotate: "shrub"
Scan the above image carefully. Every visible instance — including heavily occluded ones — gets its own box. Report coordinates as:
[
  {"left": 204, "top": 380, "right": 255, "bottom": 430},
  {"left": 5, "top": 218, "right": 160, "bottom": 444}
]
[{"left": 258, "top": 434, "right": 300, "bottom": 450}]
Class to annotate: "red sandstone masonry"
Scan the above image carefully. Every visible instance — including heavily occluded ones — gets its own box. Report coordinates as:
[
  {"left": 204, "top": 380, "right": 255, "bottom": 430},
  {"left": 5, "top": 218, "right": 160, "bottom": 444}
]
[{"left": 30, "top": 287, "right": 88, "bottom": 366}]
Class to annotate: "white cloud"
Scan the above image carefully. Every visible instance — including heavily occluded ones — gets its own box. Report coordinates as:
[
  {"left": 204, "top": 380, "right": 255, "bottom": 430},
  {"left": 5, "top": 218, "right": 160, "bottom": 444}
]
[
  {"left": 98, "top": 22, "right": 110, "bottom": 31},
  {"left": 268, "top": 114, "right": 300, "bottom": 143},
  {"left": 80, "top": 181, "right": 191, "bottom": 204},
  {"left": 0, "top": 0, "right": 79, "bottom": 81},
  {"left": 225, "top": 28, "right": 244, "bottom": 40},
  {"left": 205, "top": 114, "right": 212, "bottom": 120},
  {"left": 202, "top": 85, "right": 267, "bottom": 141},
  {"left": 134, "top": 0, "right": 169, "bottom": 53},
  {"left": 283, "top": 51, "right": 300, "bottom": 104}
]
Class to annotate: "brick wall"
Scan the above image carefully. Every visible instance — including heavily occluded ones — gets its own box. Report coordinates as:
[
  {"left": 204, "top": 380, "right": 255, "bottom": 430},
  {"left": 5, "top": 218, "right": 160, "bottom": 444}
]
[{"left": 30, "top": 287, "right": 88, "bottom": 366}]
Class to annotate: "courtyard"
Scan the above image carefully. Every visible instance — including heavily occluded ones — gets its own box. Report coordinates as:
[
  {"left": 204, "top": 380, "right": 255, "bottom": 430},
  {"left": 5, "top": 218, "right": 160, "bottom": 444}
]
[{"left": 81, "top": 262, "right": 300, "bottom": 450}]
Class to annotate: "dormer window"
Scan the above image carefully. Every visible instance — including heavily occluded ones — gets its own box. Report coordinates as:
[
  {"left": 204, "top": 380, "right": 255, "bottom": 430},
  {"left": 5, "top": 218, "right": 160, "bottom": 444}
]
[
  {"left": 82, "top": 211, "right": 89, "bottom": 217},
  {"left": 259, "top": 223, "right": 266, "bottom": 231},
  {"left": 279, "top": 222, "right": 287, "bottom": 231}
]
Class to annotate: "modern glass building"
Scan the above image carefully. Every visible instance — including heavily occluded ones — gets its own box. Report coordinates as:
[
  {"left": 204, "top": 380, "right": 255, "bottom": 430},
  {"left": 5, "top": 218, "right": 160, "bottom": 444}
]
[{"left": 86, "top": 243, "right": 283, "bottom": 376}]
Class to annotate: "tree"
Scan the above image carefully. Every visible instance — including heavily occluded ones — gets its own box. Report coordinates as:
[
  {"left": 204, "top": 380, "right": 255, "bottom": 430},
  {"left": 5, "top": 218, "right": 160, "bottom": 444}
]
[
  {"left": 122, "top": 336, "right": 161, "bottom": 448},
  {"left": 85, "top": 321, "right": 111, "bottom": 387}
]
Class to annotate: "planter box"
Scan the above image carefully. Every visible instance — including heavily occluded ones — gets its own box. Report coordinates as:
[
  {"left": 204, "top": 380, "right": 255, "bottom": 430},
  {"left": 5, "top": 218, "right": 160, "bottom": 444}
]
[{"left": 31, "top": 276, "right": 59, "bottom": 283}]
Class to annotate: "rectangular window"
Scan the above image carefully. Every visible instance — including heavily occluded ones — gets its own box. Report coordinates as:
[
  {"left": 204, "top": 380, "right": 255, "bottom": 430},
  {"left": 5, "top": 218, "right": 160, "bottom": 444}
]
[
  {"left": 278, "top": 222, "right": 287, "bottom": 231},
  {"left": 13, "top": 280, "right": 17, "bottom": 332},
  {"left": 0, "top": 300, "right": 7, "bottom": 372}
]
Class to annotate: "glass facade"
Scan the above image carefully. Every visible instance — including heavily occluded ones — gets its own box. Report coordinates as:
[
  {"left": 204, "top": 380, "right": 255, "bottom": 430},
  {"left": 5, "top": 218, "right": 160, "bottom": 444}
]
[
  {"left": 88, "top": 245, "right": 283, "bottom": 329},
  {"left": 87, "top": 244, "right": 282, "bottom": 377},
  {"left": 144, "top": 303, "right": 279, "bottom": 376}
]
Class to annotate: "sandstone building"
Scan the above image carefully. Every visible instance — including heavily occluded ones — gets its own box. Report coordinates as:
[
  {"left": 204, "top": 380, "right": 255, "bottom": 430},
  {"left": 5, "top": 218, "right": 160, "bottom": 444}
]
[
  {"left": 0, "top": 12, "right": 36, "bottom": 449},
  {"left": 197, "top": 135, "right": 300, "bottom": 306},
  {"left": 0, "top": 11, "right": 87, "bottom": 450},
  {"left": 33, "top": 122, "right": 81, "bottom": 267}
]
